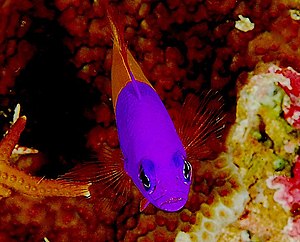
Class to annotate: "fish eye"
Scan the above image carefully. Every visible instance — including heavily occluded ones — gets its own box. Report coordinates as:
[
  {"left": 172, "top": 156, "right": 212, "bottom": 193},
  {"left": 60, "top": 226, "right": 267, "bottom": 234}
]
[
  {"left": 139, "top": 160, "right": 156, "bottom": 194},
  {"left": 139, "top": 167, "right": 151, "bottom": 191},
  {"left": 183, "top": 159, "right": 192, "bottom": 183}
]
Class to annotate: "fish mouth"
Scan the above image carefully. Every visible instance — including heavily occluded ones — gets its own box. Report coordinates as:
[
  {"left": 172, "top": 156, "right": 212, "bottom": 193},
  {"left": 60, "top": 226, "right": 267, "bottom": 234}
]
[
  {"left": 161, "top": 197, "right": 183, "bottom": 205},
  {"left": 156, "top": 193, "right": 187, "bottom": 212}
]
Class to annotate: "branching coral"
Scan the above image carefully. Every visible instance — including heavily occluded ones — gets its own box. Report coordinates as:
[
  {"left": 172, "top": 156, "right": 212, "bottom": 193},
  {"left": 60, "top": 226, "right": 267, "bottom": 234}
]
[{"left": 0, "top": 115, "right": 91, "bottom": 198}]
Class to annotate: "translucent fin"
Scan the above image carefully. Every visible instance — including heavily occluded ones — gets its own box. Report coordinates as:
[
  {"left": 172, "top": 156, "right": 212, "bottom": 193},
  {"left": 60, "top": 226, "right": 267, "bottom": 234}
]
[
  {"left": 106, "top": 5, "right": 128, "bottom": 69},
  {"left": 175, "top": 91, "right": 226, "bottom": 162},
  {"left": 59, "top": 144, "right": 131, "bottom": 200}
]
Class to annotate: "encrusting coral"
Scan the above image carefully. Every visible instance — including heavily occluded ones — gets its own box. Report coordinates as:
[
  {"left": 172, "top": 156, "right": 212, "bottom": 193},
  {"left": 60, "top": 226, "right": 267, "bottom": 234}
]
[
  {"left": 1, "top": 0, "right": 300, "bottom": 241},
  {"left": 221, "top": 64, "right": 300, "bottom": 241}
]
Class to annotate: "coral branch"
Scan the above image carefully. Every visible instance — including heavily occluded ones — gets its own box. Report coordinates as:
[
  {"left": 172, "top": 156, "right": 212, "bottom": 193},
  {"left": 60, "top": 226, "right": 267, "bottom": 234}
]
[
  {"left": 0, "top": 116, "right": 26, "bottom": 162},
  {"left": 0, "top": 116, "right": 91, "bottom": 198}
]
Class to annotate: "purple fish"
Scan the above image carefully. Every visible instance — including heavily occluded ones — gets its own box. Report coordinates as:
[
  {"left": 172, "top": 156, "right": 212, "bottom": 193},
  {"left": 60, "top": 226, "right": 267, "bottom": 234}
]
[
  {"left": 116, "top": 79, "right": 192, "bottom": 211},
  {"left": 107, "top": 8, "right": 193, "bottom": 211},
  {"left": 62, "top": 7, "right": 224, "bottom": 213}
]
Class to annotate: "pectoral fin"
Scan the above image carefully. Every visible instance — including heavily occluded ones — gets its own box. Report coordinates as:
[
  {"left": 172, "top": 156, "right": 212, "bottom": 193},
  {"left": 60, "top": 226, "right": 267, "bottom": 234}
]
[
  {"left": 60, "top": 144, "right": 132, "bottom": 201},
  {"left": 174, "top": 90, "right": 226, "bottom": 162}
]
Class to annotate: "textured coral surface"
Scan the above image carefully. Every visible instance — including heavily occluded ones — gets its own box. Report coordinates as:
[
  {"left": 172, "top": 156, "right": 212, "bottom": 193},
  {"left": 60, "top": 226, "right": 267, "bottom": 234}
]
[
  {"left": 224, "top": 64, "right": 300, "bottom": 241},
  {"left": 1, "top": 0, "right": 300, "bottom": 241}
]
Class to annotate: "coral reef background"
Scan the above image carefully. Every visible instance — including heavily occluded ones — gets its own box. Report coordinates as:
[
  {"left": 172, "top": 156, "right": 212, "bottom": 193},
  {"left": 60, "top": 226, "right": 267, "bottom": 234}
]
[{"left": 1, "top": 0, "right": 300, "bottom": 241}]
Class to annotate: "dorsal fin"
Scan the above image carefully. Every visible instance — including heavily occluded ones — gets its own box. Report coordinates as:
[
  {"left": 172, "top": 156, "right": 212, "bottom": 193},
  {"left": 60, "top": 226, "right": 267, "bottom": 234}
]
[
  {"left": 106, "top": 6, "right": 141, "bottom": 104},
  {"left": 106, "top": 6, "right": 128, "bottom": 71},
  {"left": 104, "top": 3, "right": 154, "bottom": 109}
]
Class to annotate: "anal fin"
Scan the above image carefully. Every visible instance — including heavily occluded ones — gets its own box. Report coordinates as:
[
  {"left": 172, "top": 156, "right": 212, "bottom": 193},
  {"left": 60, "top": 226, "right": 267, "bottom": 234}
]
[{"left": 139, "top": 198, "right": 150, "bottom": 212}]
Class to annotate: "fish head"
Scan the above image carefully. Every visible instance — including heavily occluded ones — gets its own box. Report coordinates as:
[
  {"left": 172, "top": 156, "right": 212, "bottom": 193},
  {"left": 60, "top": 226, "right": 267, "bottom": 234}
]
[{"left": 131, "top": 150, "right": 192, "bottom": 212}]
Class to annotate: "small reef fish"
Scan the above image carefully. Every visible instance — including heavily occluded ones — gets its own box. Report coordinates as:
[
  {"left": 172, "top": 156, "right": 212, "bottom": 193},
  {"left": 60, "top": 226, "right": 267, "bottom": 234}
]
[
  {"left": 108, "top": 13, "right": 192, "bottom": 212},
  {"left": 62, "top": 5, "right": 225, "bottom": 212}
]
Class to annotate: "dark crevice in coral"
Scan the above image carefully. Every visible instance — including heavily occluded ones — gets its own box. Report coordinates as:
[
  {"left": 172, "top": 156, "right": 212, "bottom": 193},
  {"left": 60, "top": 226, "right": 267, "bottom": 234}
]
[{"left": 14, "top": 17, "right": 93, "bottom": 177}]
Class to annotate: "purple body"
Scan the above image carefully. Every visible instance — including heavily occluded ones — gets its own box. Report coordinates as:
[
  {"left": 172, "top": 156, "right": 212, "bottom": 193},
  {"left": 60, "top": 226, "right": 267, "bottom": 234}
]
[{"left": 115, "top": 80, "right": 192, "bottom": 212}]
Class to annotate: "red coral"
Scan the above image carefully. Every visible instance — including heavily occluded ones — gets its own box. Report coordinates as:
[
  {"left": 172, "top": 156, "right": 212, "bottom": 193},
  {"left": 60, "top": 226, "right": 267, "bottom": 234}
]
[
  {"left": 277, "top": 68, "right": 300, "bottom": 99},
  {"left": 205, "top": 0, "right": 237, "bottom": 16},
  {"left": 276, "top": 67, "right": 300, "bottom": 129},
  {"left": 0, "top": 0, "right": 36, "bottom": 95}
]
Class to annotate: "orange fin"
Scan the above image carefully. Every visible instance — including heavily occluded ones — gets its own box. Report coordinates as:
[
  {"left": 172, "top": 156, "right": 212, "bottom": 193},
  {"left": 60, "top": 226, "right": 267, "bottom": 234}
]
[
  {"left": 105, "top": 3, "right": 153, "bottom": 109},
  {"left": 140, "top": 198, "right": 150, "bottom": 212},
  {"left": 175, "top": 90, "right": 226, "bottom": 162},
  {"left": 60, "top": 144, "right": 131, "bottom": 199},
  {"left": 0, "top": 116, "right": 26, "bottom": 161}
]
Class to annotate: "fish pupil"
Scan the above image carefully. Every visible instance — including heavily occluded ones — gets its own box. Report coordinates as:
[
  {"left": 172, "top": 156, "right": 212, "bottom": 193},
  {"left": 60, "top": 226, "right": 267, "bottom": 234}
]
[
  {"left": 139, "top": 168, "right": 151, "bottom": 191},
  {"left": 183, "top": 160, "right": 192, "bottom": 182}
]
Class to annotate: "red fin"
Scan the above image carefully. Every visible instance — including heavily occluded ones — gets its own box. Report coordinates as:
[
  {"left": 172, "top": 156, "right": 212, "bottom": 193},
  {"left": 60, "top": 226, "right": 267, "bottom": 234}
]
[
  {"left": 140, "top": 198, "right": 150, "bottom": 212},
  {"left": 175, "top": 90, "right": 226, "bottom": 161},
  {"left": 59, "top": 144, "right": 131, "bottom": 200}
]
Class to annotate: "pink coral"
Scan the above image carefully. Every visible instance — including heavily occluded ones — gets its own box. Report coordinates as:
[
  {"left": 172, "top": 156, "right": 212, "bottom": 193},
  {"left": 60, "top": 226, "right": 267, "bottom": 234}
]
[
  {"left": 275, "top": 67, "right": 300, "bottom": 129},
  {"left": 267, "top": 156, "right": 300, "bottom": 209},
  {"left": 284, "top": 217, "right": 300, "bottom": 238},
  {"left": 267, "top": 156, "right": 300, "bottom": 238}
]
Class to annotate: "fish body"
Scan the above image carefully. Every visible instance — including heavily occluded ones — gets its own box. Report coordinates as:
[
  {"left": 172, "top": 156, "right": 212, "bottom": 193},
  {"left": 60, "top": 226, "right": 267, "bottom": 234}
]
[
  {"left": 109, "top": 14, "right": 192, "bottom": 212},
  {"left": 61, "top": 6, "right": 225, "bottom": 212}
]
